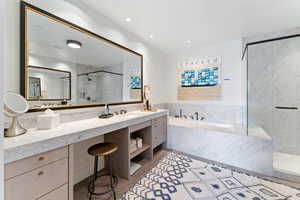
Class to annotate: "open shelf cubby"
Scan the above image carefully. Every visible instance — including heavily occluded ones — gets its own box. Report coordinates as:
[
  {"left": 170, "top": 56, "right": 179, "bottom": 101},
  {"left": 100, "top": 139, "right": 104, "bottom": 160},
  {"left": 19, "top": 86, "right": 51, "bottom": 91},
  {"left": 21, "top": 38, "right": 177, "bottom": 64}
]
[
  {"left": 130, "top": 144, "right": 150, "bottom": 160},
  {"left": 104, "top": 121, "right": 154, "bottom": 180}
]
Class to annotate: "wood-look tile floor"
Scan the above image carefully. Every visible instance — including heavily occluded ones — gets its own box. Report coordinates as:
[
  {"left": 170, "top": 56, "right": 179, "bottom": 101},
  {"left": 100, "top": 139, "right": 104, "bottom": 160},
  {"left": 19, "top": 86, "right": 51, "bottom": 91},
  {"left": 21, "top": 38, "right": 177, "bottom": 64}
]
[
  {"left": 74, "top": 149, "right": 168, "bottom": 200},
  {"left": 74, "top": 149, "right": 300, "bottom": 200}
]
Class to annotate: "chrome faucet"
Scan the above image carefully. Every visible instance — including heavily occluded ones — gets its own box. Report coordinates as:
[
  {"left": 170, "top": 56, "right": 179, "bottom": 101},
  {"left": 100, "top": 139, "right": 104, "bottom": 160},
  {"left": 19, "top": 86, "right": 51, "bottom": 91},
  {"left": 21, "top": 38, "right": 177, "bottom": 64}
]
[
  {"left": 99, "top": 104, "right": 114, "bottom": 119},
  {"left": 104, "top": 104, "right": 110, "bottom": 115}
]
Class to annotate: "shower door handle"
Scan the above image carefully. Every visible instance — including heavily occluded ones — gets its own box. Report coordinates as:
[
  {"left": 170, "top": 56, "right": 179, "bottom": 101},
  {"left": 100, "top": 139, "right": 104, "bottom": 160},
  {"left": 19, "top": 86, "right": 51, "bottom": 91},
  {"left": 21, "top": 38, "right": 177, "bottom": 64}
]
[{"left": 275, "top": 106, "right": 298, "bottom": 110}]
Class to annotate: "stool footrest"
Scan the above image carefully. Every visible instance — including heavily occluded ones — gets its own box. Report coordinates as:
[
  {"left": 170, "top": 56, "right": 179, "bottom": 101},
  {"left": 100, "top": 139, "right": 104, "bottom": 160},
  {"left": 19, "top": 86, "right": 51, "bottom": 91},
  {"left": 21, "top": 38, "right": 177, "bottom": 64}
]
[{"left": 88, "top": 174, "right": 118, "bottom": 196}]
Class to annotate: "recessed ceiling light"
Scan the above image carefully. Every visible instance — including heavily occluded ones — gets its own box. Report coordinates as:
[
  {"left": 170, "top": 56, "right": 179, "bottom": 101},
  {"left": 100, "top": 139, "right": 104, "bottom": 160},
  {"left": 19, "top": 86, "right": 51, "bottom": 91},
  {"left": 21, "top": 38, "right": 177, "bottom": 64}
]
[
  {"left": 125, "top": 17, "right": 132, "bottom": 22},
  {"left": 186, "top": 40, "right": 192, "bottom": 44},
  {"left": 149, "top": 35, "right": 153, "bottom": 39},
  {"left": 66, "top": 40, "right": 82, "bottom": 49}
]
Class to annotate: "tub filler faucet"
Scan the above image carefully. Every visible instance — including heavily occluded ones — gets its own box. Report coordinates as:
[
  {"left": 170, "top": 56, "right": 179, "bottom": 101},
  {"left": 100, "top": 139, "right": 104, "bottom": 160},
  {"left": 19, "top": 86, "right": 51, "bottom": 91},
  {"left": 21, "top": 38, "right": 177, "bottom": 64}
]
[
  {"left": 194, "top": 112, "right": 199, "bottom": 120},
  {"left": 179, "top": 108, "right": 183, "bottom": 118}
]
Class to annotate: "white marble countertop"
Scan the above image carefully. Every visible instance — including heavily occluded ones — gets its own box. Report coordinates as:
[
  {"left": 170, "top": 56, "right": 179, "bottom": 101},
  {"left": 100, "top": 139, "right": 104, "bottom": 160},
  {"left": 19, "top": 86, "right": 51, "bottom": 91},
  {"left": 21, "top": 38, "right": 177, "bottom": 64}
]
[{"left": 4, "top": 109, "right": 168, "bottom": 164}]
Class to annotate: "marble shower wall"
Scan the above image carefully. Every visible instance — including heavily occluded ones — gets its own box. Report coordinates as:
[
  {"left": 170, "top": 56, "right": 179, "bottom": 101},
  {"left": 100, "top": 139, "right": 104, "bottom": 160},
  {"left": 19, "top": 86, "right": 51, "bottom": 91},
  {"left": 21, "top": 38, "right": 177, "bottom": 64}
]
[{"left": 246, "top": 28, "right": 300, "bottom": 155}]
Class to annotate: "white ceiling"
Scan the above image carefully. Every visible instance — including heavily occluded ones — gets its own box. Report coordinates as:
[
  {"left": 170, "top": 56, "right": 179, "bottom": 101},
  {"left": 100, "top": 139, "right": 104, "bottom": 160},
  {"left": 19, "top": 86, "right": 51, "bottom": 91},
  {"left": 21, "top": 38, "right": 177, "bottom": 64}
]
[{"left": 75, "top": 0, "right": 300, "bottom": 54}]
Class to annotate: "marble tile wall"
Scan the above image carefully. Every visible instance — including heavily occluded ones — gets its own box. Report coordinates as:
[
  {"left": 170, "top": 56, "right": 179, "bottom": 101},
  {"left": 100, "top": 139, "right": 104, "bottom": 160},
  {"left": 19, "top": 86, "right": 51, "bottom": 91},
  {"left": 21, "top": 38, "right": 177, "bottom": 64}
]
[
  {"left": 8, "top": 102, "right": 243, "bottom": 130},
  {"left": 4, "top": 103, "right": 168, "bottom": 130},
  {"left": 165, "top": 102, "right": 245, "bottom": 125},
  {"left": 5, "top": 104, "right": 140, "bottom": 129}
]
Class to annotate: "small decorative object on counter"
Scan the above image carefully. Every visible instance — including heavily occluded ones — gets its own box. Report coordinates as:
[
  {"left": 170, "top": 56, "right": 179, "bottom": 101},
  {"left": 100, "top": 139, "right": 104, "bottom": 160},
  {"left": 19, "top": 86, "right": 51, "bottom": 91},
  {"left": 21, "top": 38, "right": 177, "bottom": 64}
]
[
  {"left": 142, "top": 85, "right": 157, "bottom": 112},
  {"left": 37, "top": 109, "right": 60, "bottom": 130}
]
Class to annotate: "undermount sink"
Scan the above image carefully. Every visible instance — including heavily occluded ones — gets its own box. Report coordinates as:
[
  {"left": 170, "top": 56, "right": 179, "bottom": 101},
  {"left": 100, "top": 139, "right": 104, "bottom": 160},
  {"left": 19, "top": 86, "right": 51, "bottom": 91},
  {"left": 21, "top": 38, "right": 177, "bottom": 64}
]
[{"left": 98, "top": 113, "right": 114, "bottom": 119}]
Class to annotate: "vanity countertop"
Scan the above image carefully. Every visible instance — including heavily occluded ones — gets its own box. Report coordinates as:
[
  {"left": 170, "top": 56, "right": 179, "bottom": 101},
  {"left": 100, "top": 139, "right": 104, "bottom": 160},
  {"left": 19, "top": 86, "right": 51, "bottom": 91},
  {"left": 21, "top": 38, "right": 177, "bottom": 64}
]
[{"left": 4, "top": 109, "right": 168, "bottom": 164}]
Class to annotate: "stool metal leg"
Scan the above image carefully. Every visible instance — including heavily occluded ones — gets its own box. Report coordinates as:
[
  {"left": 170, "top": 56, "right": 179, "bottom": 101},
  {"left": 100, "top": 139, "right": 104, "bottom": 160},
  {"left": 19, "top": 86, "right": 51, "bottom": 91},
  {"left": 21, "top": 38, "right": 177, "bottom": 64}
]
[
  {"left": 109, "top": 155, "right": 116, "bottom": 200},
  {"left": 89, "top": 155, "right": 99, "bottom": 200}
]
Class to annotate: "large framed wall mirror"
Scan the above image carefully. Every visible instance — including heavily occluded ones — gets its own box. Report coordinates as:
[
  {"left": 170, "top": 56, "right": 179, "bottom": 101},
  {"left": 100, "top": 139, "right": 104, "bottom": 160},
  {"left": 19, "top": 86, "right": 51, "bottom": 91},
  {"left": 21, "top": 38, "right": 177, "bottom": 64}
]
[{"left": 21, "top": 2, "right": 143, "bottom": 111}]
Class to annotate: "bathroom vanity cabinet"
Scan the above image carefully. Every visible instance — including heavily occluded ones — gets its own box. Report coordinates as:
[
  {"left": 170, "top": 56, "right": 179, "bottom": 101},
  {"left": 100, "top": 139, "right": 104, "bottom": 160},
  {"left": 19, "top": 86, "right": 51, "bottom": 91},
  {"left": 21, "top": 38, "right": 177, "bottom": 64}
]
[
  {"left": 152, "top": 116, "right": 168, "bottom": 149},
  {"left": 3, "top": 110, "right": 168, "bottom": 200},
  {"left": 5, "top": 147, "right": 71, "bottom": 200}
]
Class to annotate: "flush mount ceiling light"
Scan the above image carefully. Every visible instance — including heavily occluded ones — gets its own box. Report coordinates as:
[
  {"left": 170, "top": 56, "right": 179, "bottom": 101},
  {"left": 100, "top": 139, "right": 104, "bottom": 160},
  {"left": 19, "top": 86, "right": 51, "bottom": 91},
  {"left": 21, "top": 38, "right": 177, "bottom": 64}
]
[
  {"left": 186, "top": 40, "right": 192, "bottom": 44},
  {"left": 149, "top": 35, "right": 154, "bottom": 39},
  {"left": 66, "top": 40, "right": 82, "bottom": 49},
  {"left": 125, "top": 17, "right": 132, "bottom": 22}
]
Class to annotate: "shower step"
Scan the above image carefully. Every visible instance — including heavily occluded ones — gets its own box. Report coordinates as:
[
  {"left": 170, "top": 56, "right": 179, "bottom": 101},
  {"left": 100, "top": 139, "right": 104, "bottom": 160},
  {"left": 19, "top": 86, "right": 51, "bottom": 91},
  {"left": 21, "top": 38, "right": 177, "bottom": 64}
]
[{"left": 273, "top": 152, "right": 300, "bottom": 179}]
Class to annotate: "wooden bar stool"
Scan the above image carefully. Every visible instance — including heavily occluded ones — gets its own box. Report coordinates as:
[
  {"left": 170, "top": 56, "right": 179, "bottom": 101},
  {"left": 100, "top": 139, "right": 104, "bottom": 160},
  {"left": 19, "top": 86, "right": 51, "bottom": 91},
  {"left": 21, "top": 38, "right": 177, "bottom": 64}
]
[{"left": 87, "top": 142, "right": 118, "bottom": 200}]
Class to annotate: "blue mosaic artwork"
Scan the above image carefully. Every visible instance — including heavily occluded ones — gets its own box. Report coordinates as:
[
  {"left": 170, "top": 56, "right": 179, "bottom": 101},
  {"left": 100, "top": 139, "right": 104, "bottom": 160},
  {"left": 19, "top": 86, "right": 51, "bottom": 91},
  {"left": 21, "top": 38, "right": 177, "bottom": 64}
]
[
  {"left": 181, "top": 67, "right": 219, "bottom": 87},
  {"left": 131, "top": 76, "right": 141, "bottom": 89},
  {"left": 121, "top": 152, "right": 300, "bottom": 200}
]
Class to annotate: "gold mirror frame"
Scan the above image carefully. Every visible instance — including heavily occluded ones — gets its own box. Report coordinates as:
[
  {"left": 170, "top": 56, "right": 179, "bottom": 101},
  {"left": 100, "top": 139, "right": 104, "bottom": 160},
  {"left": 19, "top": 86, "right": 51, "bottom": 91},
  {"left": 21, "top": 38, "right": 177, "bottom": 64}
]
[{"left": 20, "top": 1, "right": 143, "bottom": 112}]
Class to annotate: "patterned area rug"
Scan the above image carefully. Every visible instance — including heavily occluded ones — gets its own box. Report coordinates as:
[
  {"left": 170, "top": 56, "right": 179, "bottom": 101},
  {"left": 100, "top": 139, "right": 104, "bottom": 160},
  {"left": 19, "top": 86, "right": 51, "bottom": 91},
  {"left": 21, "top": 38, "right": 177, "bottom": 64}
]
[{"left": 121, "top": 152, "right": 300, "bottom": 200}]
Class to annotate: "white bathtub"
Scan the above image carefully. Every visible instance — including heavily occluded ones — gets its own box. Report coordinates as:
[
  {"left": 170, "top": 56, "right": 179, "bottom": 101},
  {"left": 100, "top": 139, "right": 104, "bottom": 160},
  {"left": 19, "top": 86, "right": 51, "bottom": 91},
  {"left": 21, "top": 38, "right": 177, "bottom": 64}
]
[{"left": 168, "top": 117, "right": 236, "bottom": 133}]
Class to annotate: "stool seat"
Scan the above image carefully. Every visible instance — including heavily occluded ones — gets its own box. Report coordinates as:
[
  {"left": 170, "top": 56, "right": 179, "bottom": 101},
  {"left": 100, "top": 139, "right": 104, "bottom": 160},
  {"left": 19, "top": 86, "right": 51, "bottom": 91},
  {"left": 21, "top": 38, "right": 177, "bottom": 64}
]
[{"left": 88, "top": 142, "right": 118, "bottom": 157}]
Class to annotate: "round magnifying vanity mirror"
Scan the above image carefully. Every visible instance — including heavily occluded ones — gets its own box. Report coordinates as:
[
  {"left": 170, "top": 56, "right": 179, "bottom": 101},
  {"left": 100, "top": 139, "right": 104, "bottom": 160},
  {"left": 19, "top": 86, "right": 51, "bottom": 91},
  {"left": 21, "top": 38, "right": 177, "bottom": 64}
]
[{"left": 3, "top": 92, "right": 29, "bottom": 137}]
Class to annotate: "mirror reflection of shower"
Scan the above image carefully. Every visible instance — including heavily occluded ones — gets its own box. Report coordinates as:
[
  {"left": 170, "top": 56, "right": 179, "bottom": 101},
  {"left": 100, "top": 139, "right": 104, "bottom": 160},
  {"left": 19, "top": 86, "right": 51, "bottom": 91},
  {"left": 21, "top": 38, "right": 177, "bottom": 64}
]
[{"left": 77, "top": 68, "right": 123, "bottom": 104}]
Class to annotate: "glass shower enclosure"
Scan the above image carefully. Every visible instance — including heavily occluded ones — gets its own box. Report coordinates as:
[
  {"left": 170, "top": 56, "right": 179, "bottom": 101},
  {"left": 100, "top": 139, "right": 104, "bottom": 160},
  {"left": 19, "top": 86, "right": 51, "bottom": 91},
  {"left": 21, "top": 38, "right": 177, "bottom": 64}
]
[{"left": 246, "top": 34, "right": 300, "bottom": 178}]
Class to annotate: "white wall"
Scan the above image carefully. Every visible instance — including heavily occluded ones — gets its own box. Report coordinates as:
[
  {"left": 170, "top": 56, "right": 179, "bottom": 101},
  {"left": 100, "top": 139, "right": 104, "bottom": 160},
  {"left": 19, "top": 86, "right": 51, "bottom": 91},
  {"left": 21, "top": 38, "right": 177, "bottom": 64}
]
[
  {"left": 4, "top": 0, "right": 168, "bottom": 104},
  {"left": 0, "top": 0, "right": 5, "bottom": 199},
  {"left": 165, "top": 39, "right": 244, "bottom": 106}
]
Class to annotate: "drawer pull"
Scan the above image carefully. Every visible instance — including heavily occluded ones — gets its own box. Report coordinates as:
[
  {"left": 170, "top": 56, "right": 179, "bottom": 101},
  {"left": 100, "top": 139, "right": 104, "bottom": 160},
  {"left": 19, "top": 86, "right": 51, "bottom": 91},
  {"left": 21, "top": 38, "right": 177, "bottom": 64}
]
[
  {"left": 38, "top": 171, "right": 44, "bottom": 176},
  {"left": 38, "top": 157, "right": 45, "bottom": 161}
]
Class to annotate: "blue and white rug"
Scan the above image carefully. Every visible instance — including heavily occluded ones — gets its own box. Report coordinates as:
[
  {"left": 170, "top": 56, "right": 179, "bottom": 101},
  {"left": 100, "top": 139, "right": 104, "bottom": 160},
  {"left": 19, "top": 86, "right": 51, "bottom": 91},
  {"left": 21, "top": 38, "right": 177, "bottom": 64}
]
[{"left": 121, "top": 152, "right": 300, "bottom": 200}]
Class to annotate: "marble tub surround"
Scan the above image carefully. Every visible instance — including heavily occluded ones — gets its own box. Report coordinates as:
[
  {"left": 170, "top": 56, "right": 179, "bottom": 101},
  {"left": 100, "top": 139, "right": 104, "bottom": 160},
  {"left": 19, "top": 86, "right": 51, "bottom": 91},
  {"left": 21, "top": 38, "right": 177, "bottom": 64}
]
[
  {"left": 167, "top": 120, "right": 273, "bottom": 176},
  {"left": 168, "top": 117, "right": 239, "bottom": 134},
  {"left": 4, "top": 109, "right": 168, "bottom": 164}
]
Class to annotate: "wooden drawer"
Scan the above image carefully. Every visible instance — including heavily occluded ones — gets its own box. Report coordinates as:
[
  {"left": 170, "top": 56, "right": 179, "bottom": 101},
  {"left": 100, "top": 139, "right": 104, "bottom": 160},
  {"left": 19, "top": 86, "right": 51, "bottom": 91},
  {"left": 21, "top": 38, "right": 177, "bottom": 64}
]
[
  {"left": 5, "top": 146, "right": 68, "bottom": 180},
  {"left": 152, "top": 116, "right": 167, "bottom": 148},
  {"left": 129, "top": 120, "right": 152, "bottom": 133},
  {"left": 152, "top": 135, "right": 160, "bottom": 149},
  {"left": 5, "top": 158, "right": 68, "bottom": 200},
  {"left": 38, "top": 184, "right": 68, "bottom": 200}
]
